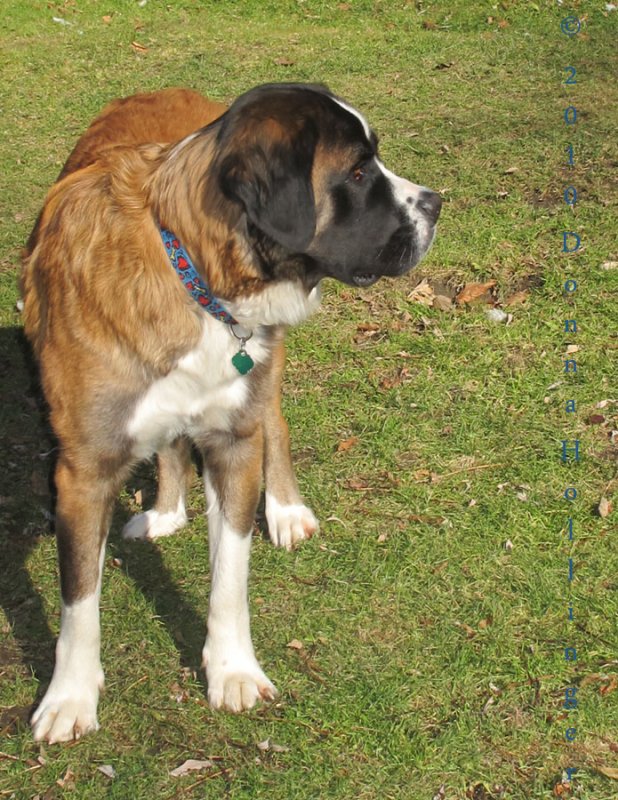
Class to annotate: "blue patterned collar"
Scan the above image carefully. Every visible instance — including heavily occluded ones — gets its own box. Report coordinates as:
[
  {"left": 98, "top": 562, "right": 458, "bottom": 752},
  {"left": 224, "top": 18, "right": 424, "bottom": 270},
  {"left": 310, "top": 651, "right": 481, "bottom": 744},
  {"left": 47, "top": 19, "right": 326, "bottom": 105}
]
[{"left": 160, "top": 227, "right": 237, "bottom": 325}]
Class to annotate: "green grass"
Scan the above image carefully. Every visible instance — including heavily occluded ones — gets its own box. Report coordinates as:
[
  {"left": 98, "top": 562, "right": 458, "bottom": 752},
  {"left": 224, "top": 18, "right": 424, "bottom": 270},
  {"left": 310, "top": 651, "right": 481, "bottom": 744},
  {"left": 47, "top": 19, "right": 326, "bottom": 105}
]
[{"left": 1, "top": 1, "right": 617, "bottom": 798}]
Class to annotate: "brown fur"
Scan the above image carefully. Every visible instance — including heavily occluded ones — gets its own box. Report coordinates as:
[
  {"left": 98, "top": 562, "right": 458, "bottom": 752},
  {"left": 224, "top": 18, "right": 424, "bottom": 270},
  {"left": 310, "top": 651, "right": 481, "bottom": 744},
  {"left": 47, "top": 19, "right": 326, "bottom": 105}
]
[{"left": 23, "top": 89, "right": 308, "bottom": 588}]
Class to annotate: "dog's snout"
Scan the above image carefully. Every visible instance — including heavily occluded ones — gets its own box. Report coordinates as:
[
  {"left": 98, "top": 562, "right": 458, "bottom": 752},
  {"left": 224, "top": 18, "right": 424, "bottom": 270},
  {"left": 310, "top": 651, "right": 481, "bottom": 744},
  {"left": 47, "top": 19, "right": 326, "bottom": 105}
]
[{"left": 418, "top": 190, "right": 442, "bottom": 225}]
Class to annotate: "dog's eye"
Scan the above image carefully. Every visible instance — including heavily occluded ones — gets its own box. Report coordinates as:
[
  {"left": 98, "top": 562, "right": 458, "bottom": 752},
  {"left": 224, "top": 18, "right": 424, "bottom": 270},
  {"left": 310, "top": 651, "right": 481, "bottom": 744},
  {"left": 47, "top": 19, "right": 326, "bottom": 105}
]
[{"left": 352, "top": 164, "right": 367, "bottom": 183}]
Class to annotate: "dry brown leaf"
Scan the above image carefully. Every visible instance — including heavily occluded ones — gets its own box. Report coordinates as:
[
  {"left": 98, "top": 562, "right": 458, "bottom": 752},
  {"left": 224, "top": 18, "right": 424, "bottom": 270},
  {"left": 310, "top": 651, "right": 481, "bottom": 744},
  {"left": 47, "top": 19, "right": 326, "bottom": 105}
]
[
  {"left": 503, "top": 290, "right": 529, "bottom": 306},
  {"left": 286, "top": 639, "right": 303, "bottom": 650},
  {"left": 131, "top": 41, "right": 148, "bottom": 53},
  {"left": 274, "top": 57, "right": 295, "bottom": 66},
  {"left": 337, "top": 436, "right": 359, "bottom": 452},
  {"left": 600, "top": 675, "right": 618, "bottom": 696},
  {"left": 412, "top": 468, "right": 432, "bottom": 482},
  {"left": 433, "top": 294, "right": 453, "bottom": 311},
  {"left": 407, "top": 278, "right": 435, "bottom": 305},
  {"left": 598, "top": 497, "right": 612, "bottom": 518},
  {"left": 102, "top": 15, "right": 112, "bottom": 23},
  {"left": 455, "top": 621, "right": 477, "bottom": 638},
  {"left": 597, "top": 765, "right": 618, "bottom": 780},
  {"left": 97, "top": 765, "right": 116, "bottom": 779},
  {"left": 170, "top": 759, "right": 214, "bottom": 778},
  {"left": 455, "top": 281, "right": 496, "bottom": 305},
  {"left": 345, "top": 477, "right": 372, "bottom": 491},
  {"left": 56, "top": 769, "right": 75, "bottom": 789}
]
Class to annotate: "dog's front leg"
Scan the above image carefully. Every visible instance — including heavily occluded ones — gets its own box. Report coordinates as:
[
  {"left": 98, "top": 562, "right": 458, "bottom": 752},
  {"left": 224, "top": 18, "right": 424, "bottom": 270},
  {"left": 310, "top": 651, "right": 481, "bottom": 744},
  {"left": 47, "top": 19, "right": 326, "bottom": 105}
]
[
  {"left": 201, "top": 427, "right": 277, "bottom": 712},
  {"left": 263, "top": 336, "right": 318, "bottom": 550},
  {"left": 31, "top": 457, "right": 116, "bottom": 743}
]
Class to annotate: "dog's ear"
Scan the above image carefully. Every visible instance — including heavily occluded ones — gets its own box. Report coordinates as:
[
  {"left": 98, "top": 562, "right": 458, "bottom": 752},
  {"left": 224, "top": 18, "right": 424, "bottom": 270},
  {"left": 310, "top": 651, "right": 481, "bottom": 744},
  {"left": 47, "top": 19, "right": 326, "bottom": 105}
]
[{"left": 219, "top": 122, "right": 317, "bottom": 252}]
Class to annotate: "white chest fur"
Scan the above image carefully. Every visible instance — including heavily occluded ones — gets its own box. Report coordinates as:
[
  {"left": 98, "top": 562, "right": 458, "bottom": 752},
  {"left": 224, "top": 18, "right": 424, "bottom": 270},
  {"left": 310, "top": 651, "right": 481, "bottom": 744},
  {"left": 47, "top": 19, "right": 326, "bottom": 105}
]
[{"left": 127, "top": 318, "right": 268, "bottom": 459}]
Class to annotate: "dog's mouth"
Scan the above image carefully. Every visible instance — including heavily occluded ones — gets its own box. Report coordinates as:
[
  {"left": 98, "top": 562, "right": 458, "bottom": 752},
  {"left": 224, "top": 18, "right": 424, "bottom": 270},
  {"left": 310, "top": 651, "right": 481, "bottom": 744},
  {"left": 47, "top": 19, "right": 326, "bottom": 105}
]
[{"left": 352, "top": 272, "right": 379, "bottom": 288}]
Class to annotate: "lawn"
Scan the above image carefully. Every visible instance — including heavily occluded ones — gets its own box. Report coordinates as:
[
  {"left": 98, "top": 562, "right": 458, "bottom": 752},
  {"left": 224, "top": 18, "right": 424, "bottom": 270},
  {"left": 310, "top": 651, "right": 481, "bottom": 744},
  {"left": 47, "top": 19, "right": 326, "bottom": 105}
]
[{"left": 0, "top": 1, "right": 616, "bottom": 798}]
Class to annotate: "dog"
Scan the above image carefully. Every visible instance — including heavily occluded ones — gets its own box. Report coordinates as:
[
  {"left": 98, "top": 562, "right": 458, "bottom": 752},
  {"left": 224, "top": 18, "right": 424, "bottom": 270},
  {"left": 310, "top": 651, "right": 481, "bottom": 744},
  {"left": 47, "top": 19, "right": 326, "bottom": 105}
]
[{"left": 21, "top": 83, "right": 441, "bottom": 743}]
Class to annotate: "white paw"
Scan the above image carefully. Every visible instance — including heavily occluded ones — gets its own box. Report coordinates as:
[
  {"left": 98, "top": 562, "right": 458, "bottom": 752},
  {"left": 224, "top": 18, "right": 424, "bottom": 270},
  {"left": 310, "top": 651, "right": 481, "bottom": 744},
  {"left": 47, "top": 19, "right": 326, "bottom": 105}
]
[
  {"left": 31, "top": 669, "right": 103, "bottom": 743},
  {"left": 203, "top": 646, "right": 277, "bottom": 712},
  {"left": 122, "top": 504, "right": 187, "bottom": 540},
  {"left": 265, "top": 493, "right": 319, "bottom": 550}
]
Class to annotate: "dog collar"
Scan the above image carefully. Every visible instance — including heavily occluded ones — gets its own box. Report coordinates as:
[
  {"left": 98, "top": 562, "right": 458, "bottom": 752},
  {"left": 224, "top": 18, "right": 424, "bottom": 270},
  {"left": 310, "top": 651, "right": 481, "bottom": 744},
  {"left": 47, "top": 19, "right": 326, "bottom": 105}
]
[
  {"left": 160, "top": 227, "right": 255, "bottom": 375},
  {"left": 160, "top": 227, "right": 237, "bottom": 324}
]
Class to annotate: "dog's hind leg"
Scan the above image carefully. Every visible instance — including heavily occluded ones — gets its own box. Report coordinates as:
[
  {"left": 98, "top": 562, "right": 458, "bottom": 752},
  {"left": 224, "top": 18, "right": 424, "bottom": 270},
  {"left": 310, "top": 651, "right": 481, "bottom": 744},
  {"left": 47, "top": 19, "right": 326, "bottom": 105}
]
[
  {"left": 122, "top": 436, "right": 192, "bottom": 540},
  {"left": 31, "top": 456, "right": 121, "bottom": 743}
]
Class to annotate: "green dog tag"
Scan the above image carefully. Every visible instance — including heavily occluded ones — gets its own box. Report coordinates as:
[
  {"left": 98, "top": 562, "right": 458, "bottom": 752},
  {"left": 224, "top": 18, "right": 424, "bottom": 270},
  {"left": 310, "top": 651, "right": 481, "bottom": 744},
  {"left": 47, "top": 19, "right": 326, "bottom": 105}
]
[{"left": 232, "top": 349, "right": 254, "bottom": 375}]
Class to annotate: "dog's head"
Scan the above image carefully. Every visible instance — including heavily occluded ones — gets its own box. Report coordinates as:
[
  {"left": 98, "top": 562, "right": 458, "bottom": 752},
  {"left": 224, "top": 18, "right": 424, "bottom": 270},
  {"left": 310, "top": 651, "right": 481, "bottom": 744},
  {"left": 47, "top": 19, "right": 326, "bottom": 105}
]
[{"left": 214, "top": 83, "right": 441, "bottom": 289}]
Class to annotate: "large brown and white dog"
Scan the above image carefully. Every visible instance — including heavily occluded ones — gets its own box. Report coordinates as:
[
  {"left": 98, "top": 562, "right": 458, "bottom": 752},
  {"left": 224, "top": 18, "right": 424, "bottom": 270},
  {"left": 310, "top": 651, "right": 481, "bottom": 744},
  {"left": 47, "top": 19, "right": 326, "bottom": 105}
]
[{"left": 21, "top": 83, "right": 441, "bottom": 743}]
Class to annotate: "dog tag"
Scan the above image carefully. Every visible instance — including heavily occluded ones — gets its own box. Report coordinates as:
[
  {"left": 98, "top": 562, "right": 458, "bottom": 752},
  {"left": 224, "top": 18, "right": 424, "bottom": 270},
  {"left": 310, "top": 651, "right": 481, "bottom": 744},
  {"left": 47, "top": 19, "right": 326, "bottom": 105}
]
[{"left": 232, "top": 349, "right": 254, "bottom": 375}]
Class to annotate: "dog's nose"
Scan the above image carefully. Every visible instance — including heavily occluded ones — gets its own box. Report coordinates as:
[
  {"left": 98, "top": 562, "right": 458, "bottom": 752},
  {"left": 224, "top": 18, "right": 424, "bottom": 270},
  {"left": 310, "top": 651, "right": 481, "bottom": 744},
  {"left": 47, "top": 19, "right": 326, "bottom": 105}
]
[{"left": 418, "top": 190, "right": 442, "bottom": 225}]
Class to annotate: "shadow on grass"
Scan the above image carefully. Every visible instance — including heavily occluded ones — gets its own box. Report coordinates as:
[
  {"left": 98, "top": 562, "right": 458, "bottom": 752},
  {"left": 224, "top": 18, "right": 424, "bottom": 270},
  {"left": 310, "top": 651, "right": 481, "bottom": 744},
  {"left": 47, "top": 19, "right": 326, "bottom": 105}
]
[{"left": 0, "top": 327, "right": 212, "bottom": 724}]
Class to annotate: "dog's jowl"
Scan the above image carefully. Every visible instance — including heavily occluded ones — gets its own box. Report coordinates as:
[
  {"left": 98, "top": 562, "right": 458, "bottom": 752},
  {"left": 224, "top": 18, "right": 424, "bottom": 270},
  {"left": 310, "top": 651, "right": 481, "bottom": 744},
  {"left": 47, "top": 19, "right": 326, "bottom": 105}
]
[{"left": 21, "top": 83, "right": 441, "bottom": 743}]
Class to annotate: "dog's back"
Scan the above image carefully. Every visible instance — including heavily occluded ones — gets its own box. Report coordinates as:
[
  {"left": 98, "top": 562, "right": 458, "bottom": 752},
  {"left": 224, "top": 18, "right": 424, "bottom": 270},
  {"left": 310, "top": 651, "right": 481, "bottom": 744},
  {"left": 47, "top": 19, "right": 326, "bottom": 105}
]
[
  {"left": 22, "top": 88, "right": 227, "bottom": 355},
  {"left": 59, "top": 87, "right": 226, "bottom": 177}
]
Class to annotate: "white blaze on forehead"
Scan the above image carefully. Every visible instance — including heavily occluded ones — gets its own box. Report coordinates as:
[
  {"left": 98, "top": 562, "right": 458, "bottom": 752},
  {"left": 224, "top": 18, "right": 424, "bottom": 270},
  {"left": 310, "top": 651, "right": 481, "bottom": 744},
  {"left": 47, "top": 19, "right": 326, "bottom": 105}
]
[
  {"left": 330, "top": 96, "right": 374, "bottom": 144},
  {"left": 377, "top": 160, "right": 428, "bottom": 205}
]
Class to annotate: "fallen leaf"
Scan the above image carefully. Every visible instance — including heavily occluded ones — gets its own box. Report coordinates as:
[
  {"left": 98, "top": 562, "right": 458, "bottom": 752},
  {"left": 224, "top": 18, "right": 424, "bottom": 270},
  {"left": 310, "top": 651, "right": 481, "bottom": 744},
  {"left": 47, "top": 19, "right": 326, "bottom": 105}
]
[
  {"left": 598, "top": 497, "right": 612, "bottom": 518},
  {"left": 102, "top": 15, "right": 112, "bottom": 23},
  {"left": 433, "top": 294, "right": 453, "bottom": 311},
  {"left": 588, "top": 414, "right": 605, "bottom": 424},
  {"left": 274, "top": 57, "right": 295, "bottom": 66},
  {"left": 131, "top": 41, "right": 148, "bottom": 53},
  {"left": 287, "top": 639, "right": 304, "bottom": 650},
  {"left": 597, "top": 765, "right": 618, "bottom": 780},
  {"left": 486, "top": 308, "right": 508, "bottom": 323},
  {"left": 434, "top": 62, "right": 453, "bottom": 70},
  {"left": 407, "top": 278, "right": 435, "bottom": 305},
  {"left": 257, "top": 738, "right": 290, "bottom": 752},
  {"left": 337, "top": 436, "right": 359, "bottom": 452},
  {"left": 504, "top": 166, "right": 518, "bottom": 174},
  {"left": 170, "top": 759, "right": 214, "bottom": 777},
  {"left": 423, "top": 20, "right": 438, "bottom": 29},
  {"left": 503, "top": 290, "right": 529, "bottom": 306},
  {"left": 455, "top": 621, "right": 477, "bottom": 638},
  {"left": 601, "top": 260, "right": 618, "bottom": 270},
  {"left": 455, "top": 280, "right": 496, "bottom": 305},
  {"left": 344, "top": 477, "right": 372, "bottom": 491},
  {"left": 600, "top": 675, "right": 618, "bottom": 696},
  {"left": 56, "top": 769, "right": 75, "bottom": 789},
  {"left": 97, "top": 765, "right": 116, "bottom": 779}
]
